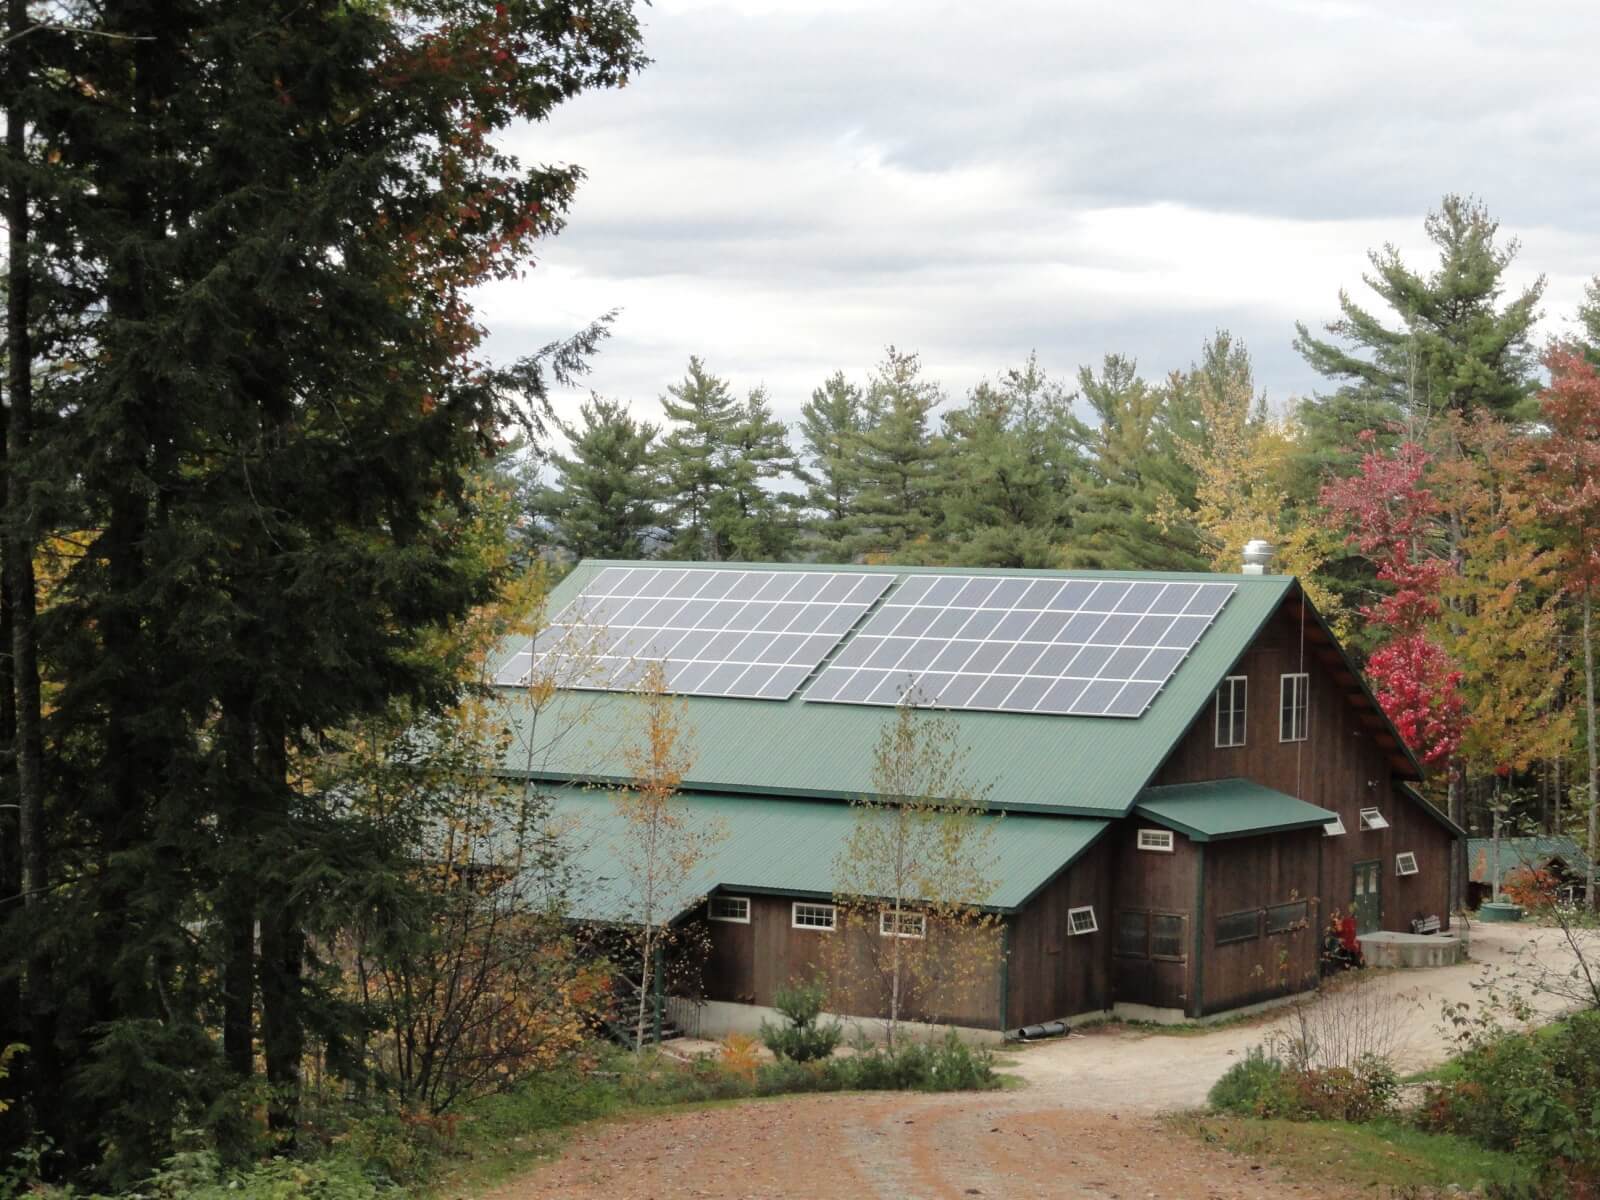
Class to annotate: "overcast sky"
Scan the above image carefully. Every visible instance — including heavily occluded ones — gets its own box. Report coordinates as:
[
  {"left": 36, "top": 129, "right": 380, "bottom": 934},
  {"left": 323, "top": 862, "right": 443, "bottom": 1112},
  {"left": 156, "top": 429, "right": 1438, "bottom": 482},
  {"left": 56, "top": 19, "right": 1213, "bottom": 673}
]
[{"left": 474, "top": 0, "right": 1600, "bottom": 437}]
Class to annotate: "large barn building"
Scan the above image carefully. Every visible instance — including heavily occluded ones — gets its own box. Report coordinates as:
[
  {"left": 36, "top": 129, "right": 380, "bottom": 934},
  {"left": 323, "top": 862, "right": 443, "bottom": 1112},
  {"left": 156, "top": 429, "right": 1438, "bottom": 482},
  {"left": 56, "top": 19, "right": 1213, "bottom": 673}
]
[{"left": 492, "top": 557, "right": 1462, "bottom": 1037}]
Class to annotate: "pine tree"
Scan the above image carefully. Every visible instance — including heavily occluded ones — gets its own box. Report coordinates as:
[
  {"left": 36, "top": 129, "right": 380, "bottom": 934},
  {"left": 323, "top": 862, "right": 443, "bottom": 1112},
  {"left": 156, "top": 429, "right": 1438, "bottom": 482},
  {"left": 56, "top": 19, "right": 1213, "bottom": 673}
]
[
  {"left": 938, "top": 354, "right": 1084, "bottom": 567},
  {"left": 1064, "top": 355, "right": 1206, "bottom": 571},
  {"left": 1293, "top": 195, "right": 1545, "bottom": 453},
  {"left": 539, "top": 396, "right": 664, "bottom": 560},
  {"left": 844, "top": 347, "right": 944, "bottom": 561},
  {"left": 718, "top": 388, "right": 802, "bottom": 561},
  {"left": 796, "top": 371, "right": 865, "bottom": 558},
  {"left": 659, "top": 357, "right": 743, "bottom": 561}
]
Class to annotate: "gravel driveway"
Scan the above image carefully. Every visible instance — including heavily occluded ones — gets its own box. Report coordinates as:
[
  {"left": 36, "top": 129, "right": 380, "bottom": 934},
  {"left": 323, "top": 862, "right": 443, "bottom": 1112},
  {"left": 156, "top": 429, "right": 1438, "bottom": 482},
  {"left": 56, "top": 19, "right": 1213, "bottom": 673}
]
[{"left": 490, "top": 921, "right": 1584, "bottom": 1199}]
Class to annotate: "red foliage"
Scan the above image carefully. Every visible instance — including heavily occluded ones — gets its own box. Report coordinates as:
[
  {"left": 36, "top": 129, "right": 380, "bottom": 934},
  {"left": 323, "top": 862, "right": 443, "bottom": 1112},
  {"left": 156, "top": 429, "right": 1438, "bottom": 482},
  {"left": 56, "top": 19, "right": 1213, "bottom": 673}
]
[
  {"left": 1501, "top": 866, "right": 1559, "bottom": 910},
  {"left": 1321, "top": 432, "right": 1465, "bottom": 765}
]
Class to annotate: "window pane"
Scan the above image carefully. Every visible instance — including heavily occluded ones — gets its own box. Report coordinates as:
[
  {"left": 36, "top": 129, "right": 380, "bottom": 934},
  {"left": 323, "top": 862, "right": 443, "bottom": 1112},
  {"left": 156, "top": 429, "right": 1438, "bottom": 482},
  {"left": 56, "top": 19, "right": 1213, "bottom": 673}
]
[
  {"left": 1150, "top": 914, "right": 1186, "bottom": 959},
  {"left": 1266, "top": 901, "right": 1308, "bottom": 934},
  {"left": 1216, "top": 909, "right": 1260, "bottom": 944},
  {"left": 1115, "top": 910, "right": 1148, "bottom": 957}
]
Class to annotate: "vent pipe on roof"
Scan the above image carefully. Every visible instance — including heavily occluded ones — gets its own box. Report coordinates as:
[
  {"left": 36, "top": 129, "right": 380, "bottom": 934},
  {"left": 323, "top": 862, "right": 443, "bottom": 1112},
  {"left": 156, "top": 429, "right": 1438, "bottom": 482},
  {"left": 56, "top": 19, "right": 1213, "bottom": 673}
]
[{"left": 1241, "top": 539, "right": 1275, "bottom": 576}]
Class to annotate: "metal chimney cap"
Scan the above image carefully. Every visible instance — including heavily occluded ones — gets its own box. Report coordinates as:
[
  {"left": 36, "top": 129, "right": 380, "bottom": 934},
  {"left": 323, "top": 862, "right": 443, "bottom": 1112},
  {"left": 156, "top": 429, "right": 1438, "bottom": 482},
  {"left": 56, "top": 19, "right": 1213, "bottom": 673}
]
[{"left": 1241, "top": 539, "right": 1275, "bottom": 575}]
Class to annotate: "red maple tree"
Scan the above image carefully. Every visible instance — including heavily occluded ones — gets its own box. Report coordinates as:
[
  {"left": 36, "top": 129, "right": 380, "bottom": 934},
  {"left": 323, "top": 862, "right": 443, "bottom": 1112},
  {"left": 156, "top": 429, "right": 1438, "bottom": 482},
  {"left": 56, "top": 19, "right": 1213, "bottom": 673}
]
[{"left": 1321, "top": 432, "right": 1465, "bottom": 765}]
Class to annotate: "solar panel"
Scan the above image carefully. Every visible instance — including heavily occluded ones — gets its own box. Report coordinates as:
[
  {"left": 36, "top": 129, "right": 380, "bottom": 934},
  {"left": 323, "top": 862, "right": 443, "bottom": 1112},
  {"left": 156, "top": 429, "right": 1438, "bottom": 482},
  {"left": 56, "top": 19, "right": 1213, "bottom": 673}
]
[
  {"left": 803, "top": 575, "right": 1235, "bottom": 718},
  {"left": 494, "top": 567, "right": 892, "bottom": 700}
]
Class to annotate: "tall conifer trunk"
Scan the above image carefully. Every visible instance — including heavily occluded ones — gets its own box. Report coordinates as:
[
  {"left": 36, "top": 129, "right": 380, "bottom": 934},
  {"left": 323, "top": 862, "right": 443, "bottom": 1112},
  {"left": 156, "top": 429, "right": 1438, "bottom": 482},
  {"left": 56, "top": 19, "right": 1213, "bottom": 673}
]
[{"left": 256, "top": 719, "right": 303, "bottom": 1144}]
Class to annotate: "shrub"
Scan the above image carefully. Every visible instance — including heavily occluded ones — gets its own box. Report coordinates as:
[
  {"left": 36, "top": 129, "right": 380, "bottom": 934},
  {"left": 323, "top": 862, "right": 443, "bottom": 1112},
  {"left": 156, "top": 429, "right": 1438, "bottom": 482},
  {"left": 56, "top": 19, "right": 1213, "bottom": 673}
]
[
  {"left": 760, "top": 980, "right": 843, "bottom": 1063},
  {"left": 1208, "top": 1047, "right": 1291, "bottom": 1116},
  {"left": 1288, "top": 1056, "right": 1399, "bottom": 1123}
]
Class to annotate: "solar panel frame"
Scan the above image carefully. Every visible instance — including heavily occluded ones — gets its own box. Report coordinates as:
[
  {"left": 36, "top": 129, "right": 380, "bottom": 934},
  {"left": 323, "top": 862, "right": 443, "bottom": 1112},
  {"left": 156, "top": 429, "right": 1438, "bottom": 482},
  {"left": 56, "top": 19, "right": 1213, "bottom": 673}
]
[
  {"left": 494, "top": 568, "right": 892, "bottom": 700},
  {"left": 803, "top": 574, "right": 1236, "bottom": 719}
]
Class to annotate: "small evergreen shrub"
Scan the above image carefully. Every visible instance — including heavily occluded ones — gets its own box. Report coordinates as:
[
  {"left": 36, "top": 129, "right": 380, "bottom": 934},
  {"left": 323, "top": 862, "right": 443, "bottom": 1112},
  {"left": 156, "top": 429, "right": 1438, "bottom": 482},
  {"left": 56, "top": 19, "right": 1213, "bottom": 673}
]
[
  {"left": 759, "top": 980, "right": 843, "bottom": 1063},
  {"left": 1207, "top": 1047, "right": 1290, "bottom": 1116}
]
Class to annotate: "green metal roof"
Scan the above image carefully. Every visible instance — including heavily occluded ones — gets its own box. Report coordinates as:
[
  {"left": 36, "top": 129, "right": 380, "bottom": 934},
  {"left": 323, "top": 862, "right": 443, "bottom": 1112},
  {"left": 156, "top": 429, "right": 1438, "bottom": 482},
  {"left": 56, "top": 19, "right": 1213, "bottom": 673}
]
[
  {"left": 1466, "top": 835, "right": 1591, "bottom": 884},
  {"left": 537, "top": 784, "right": 1109, "bottom": 922},
  {"left": 1133, "top": 778, "right": 1338, "bottom": 841},
  {"left": 495, "top": 560, "right": 1297, "bottom": 818}
]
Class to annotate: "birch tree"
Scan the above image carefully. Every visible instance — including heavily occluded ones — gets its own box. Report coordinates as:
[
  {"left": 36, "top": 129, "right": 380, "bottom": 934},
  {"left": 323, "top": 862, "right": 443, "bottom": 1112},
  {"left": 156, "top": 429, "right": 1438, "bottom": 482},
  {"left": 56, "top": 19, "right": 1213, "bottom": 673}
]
[{"left": 831, "top": 703, "right": 998, "bottom": 1046}]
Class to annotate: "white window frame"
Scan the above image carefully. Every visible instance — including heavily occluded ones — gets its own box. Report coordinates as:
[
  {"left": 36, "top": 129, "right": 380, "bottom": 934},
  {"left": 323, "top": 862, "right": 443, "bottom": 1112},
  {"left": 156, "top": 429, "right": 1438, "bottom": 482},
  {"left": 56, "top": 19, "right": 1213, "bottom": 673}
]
[
  {"left": 1359, "top": 806, "right": 1389, "bottom": 831},
  {"left": 1280, "top": 672, "right": 1310, "bottom": 743},
  {"left": 1396, "top": 851, "right": 1419, "bottom": 877},
  {"left": 708, "top": 895, "right": 750, "bottom": 924},
  {"left": 791, "top": 901, "right": 837, "bottom": 931},
  {"left": 1215, "top": 675, "right": 1248, "bottom": 748},
  {"left": 1137, "top": 828, "right": 1176, "bottom": 853},
  {"left": 1067, "top": 905, "right": 1099, "bottom": 936},
  {"left": 879, "top": 909, "right": 926, "bottom": 939},
  {"left": 1323, "top": 815, "right": 1347, "bottom": 837}
]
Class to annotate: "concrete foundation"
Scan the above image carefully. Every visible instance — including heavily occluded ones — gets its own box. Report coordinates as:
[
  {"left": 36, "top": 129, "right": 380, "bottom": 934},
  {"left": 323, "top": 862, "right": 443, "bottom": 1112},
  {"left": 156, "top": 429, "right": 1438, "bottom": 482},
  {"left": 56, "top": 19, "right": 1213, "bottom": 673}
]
[
  {"left": 682, "top": 997, "right": 1007, "bottom": 1046},
  {"left": 1361, "top": 930, "right": 1465, "bottom": 969}
]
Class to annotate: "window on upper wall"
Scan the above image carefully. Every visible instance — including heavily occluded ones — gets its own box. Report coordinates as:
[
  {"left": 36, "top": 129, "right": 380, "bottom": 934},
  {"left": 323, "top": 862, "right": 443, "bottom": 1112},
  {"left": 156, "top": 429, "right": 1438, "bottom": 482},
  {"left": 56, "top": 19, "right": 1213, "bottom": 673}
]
[
  {"left": 1396, "top": 852, "right": 1419, "bottom": 877},
  {"left": 1137, "top": 828, "right": 1175, "bottom": 853},
  {"left": 1359, "top": 807, "right": 1389, "bottom": 831},
  {"left": 1215, "top": 675, "right": 1247, "bottom": 747},
  {"left": 1324, "top": 815, "right": 1347, "bottom": 837},
  {"left": 1280, "top": 672, "right": 1309, "bottom": 742},
  {"left": 708, "top": 895, "right": 750, "bottom": 923},
  {"left": 879, "top": 909, "right": 926, "bottom": 939},
  {"left": 792, "top": 902, "right": 836, "bottom": 931},
  {"left": 1067, "top": 905, "right": 1098, "bottom": 936}
]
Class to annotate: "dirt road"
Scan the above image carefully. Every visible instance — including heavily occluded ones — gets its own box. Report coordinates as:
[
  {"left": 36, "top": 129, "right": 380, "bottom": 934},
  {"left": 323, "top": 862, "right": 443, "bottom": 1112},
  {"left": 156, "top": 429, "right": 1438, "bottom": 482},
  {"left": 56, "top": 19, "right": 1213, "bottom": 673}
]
[{"left": 491, "top": 923, "right": 1578, "bottom": 1200}]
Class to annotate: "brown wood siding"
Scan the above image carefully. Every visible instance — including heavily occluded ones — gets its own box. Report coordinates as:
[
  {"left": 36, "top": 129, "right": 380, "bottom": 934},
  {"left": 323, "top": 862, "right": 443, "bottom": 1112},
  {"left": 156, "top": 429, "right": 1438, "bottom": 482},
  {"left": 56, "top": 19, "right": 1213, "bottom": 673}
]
[
  {"left": 1199, "top": 829, "right": 1322, "bottom": 1015},
  {"left": 1154, "top": 603, "right": 1455, "bottom": 937},
  {"left": 1109, "top": 822, "right": 1198, "bottom": 1012},
  {"left": 698, "top": 893, "right": 1001, "bottom": 1028},
  {"left": 1005, "top": 832, "right": 1116, "bottom": 1027}
]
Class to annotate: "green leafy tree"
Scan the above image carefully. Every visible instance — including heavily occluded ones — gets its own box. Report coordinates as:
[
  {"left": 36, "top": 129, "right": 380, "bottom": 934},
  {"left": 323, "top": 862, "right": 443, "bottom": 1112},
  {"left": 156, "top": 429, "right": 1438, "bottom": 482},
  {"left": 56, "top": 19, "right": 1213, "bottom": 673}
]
[
  {"left": 844, "top": 347, "right": 945, "bottom": 561},
  {"left": 938, "top": 354, "right": 1085, "bottom": 568},
  {"left": 538, "top": 396, "right": 665, "bottom": 560}
]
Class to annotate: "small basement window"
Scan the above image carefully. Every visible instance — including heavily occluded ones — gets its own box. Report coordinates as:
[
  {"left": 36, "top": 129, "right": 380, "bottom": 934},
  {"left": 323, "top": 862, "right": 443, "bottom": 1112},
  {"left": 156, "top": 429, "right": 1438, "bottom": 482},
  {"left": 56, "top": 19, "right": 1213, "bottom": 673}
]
[
  {"left": 880, "top": 909, "right": 926, "bottom": 939},
  {"left": 1359, "top": 807, "right": 1389, "bottom": 831},
  {"left": 1215, "top": 675, "right": 1248, "bottom": 748},
  {"left": 1067, "top": 905, "right": 1098, "bottom": 936},
  {"left": 1266, "top": 900, "right": 1309, "bottom": 934},
  {"left": 1137, "top": 828, "right": 1175, "bottom": 853},
  {"left": 1216, "top": 909, "right": 1261, "bottom": 945},
  {"left": 1396, "top": 851, "right": 1419, "bottom": 877},
  {"left": 792, "top": 902, "right": 837, "bottom": 931},
  {"left": 708, "top": 895, "right": 750, "bottom": 923},
  {"left": 1280, "top": 672, "right": 1310, "bottom": 742},
  {"left": 1324, "top": 814, "right": 1347, "bottom": 837}
]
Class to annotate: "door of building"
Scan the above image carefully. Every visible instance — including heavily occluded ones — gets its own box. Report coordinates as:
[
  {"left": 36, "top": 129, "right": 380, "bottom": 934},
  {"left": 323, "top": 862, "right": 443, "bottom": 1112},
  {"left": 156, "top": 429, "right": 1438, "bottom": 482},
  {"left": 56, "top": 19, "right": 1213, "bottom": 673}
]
[{"left": 1352, "top": 860, "right": 1382, "bottom": 934}]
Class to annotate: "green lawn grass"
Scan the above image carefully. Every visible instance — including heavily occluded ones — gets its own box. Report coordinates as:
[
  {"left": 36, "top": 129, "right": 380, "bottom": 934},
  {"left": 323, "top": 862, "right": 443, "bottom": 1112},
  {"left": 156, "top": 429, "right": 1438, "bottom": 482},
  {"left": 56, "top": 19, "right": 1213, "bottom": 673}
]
[{"left": 1168, "top": 1112, "right": 1543, "bottom": 1196}]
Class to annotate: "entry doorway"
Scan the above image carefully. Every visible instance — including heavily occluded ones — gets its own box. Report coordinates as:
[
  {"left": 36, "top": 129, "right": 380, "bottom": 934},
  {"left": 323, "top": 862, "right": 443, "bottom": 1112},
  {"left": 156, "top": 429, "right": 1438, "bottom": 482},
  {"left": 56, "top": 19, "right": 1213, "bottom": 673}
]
[{"left": 1352, "top": 860, "right": 1382, "bottom": 934}]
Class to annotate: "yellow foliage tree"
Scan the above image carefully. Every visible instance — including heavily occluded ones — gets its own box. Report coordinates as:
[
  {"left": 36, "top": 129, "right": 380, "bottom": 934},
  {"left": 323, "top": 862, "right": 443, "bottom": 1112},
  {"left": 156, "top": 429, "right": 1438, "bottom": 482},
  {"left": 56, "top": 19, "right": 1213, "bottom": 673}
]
[{"left": 1154, "top": 334, "right": 1342, "bottom": 625}]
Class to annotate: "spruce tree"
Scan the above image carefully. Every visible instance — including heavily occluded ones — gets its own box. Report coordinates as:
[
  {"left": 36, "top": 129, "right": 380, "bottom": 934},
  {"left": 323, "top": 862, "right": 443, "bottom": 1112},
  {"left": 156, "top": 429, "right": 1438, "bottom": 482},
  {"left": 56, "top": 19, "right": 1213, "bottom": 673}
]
[
  {"left": 938, "top": 354, "right": 1085, "bottom": 567},
  {"left": 540, "top": 396, "right": 664, "bottom": 560},
  {"left": 0, "top": 0, "right": 645, "bottom": 1182},
  {"left": 844, "top": 347, "right": 944, "bottom": 561},
  {"left": 796, "top": 371, "right": 865, "bottom": 558}
]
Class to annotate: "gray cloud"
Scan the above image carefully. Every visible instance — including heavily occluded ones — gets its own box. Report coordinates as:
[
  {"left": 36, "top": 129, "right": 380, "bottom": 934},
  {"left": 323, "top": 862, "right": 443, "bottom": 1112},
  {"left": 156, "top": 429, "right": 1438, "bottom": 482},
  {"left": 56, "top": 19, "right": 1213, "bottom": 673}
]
[{"left": 477, "top": 0, "right": 1600, "bottom": 436}]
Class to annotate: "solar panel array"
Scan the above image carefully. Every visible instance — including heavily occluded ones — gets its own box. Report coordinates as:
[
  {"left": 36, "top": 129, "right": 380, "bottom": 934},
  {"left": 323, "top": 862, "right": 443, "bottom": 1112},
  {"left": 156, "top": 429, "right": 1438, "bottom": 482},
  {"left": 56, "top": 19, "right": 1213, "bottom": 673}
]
[
  {"left": 804, "top": 575, "right": 1235, "bottom": 718},
  {"left": 494, "top": 567, "right": 892, "bottom": 700}
]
